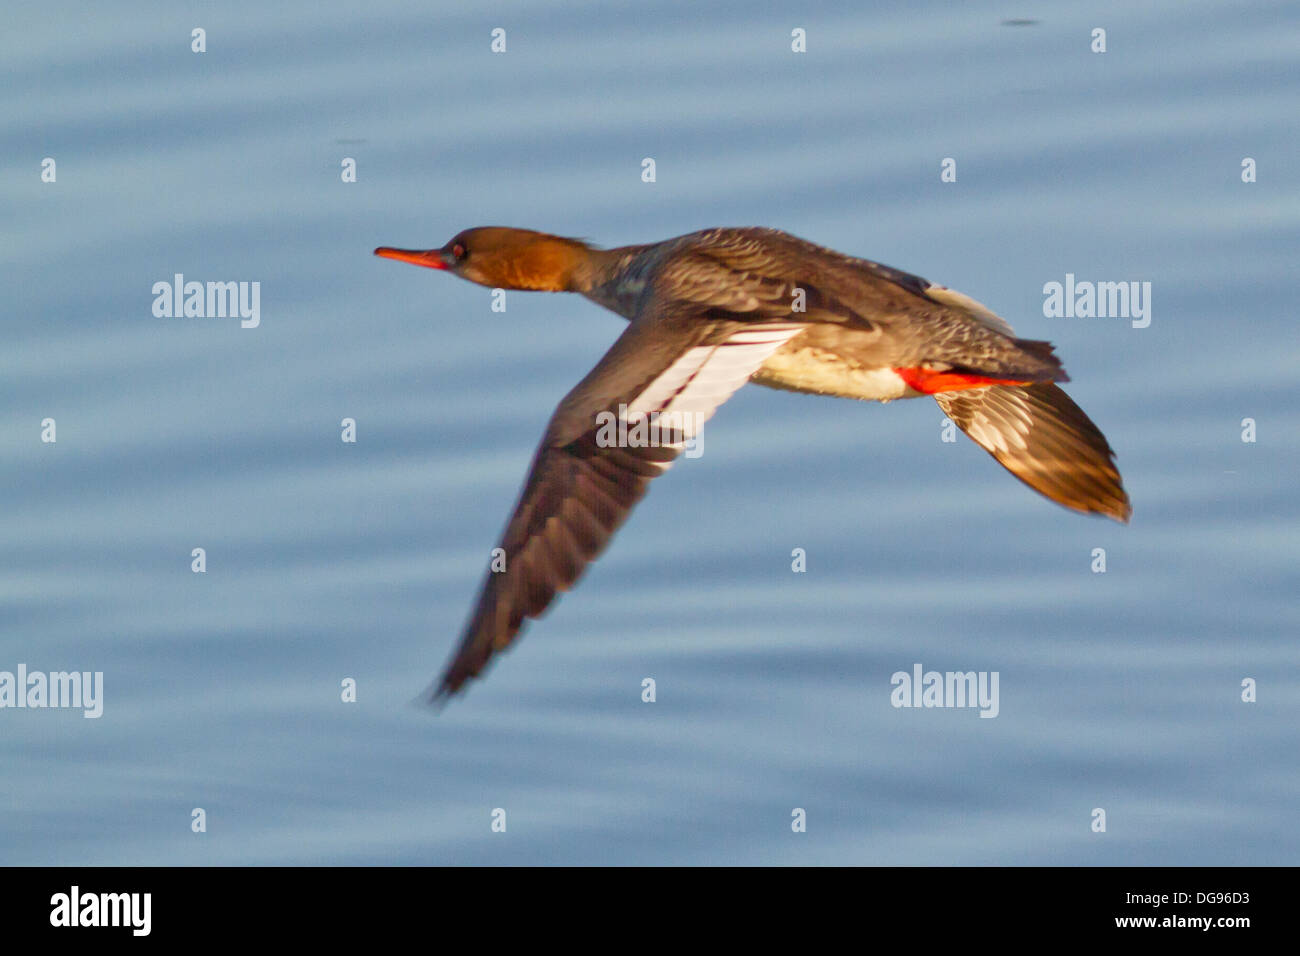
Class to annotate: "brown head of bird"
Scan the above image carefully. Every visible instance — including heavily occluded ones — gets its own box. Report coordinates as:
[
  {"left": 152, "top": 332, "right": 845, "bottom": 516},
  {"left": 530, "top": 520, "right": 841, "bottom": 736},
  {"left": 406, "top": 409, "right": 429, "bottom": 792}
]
[{"left": 374, "top": 226, "right": 592, "bottom": 292}]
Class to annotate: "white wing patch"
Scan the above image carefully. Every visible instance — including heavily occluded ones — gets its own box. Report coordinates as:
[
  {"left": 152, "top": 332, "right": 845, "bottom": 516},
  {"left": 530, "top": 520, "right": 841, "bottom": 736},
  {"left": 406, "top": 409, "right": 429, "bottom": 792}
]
[{"left": 624, "top": 325, "right": 806, "bottom": 448}]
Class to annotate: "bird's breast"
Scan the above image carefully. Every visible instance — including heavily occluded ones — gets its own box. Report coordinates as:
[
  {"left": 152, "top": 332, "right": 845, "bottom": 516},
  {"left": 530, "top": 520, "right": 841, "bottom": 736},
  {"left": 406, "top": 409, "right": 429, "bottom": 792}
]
[{"left": 752, "top": 343, "right": 921, "bottom": 402}]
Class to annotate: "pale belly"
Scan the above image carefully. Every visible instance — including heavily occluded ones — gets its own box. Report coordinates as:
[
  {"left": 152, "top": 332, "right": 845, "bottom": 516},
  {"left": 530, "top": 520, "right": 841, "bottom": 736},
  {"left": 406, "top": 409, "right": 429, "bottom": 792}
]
[{"left": 752, "top": 345, "right": 923, "bottom": 403}]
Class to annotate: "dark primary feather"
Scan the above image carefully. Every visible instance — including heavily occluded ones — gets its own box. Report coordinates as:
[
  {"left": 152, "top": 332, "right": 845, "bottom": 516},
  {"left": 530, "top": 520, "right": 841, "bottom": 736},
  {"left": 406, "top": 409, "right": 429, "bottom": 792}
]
[{"left": 432, "top": 433, "right": 675, "bottom": 699}]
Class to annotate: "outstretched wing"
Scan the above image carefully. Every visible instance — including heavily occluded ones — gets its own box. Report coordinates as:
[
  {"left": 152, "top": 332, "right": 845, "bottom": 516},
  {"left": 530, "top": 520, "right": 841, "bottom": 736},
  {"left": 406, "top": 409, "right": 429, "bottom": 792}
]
[
  {"left": 935, "top": 383, "right": 1131, "bottom": 522},
  {"left": 433, "top": 316, "right": 807, "bottom": 699}
]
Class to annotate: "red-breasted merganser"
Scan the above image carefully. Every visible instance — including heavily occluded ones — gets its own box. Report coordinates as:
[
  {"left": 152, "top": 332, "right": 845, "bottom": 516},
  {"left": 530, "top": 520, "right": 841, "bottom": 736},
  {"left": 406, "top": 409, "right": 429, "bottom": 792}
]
[{"left": 375, "top": 227, "right": 1131, "bottom": 699}]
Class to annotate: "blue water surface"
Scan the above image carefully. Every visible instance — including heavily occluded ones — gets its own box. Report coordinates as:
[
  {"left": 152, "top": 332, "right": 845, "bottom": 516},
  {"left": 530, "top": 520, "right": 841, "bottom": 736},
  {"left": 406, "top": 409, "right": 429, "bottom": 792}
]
[{"left": 2, "top": 0, "right": 1298, "bottom": 864}]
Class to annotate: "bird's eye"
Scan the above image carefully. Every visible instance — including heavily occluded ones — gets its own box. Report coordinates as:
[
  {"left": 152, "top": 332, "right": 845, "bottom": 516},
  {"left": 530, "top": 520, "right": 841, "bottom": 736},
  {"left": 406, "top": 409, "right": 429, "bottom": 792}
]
[{"left": 452, "top": 242, "right": 467, "bottom": 260}]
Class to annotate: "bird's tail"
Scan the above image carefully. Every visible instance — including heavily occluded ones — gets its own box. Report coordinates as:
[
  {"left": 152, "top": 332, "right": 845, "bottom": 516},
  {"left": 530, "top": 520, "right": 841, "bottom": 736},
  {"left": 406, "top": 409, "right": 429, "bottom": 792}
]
[{"left": 934, "top": 382, "right": 1131, "bottom": 522}]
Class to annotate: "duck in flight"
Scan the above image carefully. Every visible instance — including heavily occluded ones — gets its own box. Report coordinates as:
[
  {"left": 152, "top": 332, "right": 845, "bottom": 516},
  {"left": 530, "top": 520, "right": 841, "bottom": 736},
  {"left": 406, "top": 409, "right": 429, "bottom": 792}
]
[{"left": 374, "top": 227, "right": 1131, "bottom": 700}]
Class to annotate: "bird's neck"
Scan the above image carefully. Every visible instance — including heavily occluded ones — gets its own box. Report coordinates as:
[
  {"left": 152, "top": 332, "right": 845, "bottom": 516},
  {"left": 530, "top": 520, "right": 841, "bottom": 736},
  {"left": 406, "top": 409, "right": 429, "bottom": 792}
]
[
  {"left": 578, "top": 244, "right": 656, "bottom": 319},
  {"left": 494, "top": 235, "right": 655, "bottom": 320}
]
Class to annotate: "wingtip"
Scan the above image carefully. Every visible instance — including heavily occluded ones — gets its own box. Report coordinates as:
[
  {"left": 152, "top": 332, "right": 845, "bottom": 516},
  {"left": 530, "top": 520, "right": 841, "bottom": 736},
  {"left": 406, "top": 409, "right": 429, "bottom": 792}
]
[
  {"left": 1089, "top": 491, "right": 1132, "bottom": 524},
  {"left": 413, "top": 677, "right": 456, "bottom": 712}
]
